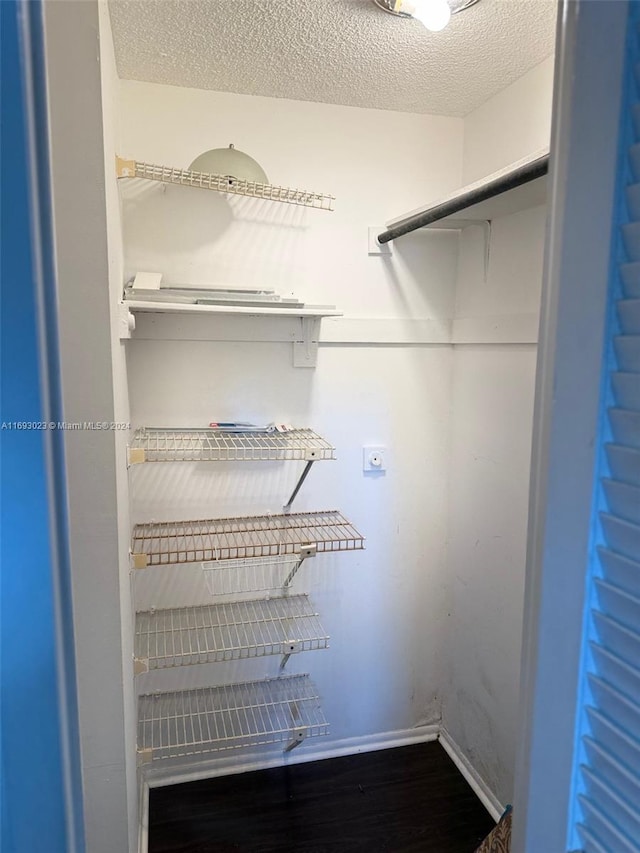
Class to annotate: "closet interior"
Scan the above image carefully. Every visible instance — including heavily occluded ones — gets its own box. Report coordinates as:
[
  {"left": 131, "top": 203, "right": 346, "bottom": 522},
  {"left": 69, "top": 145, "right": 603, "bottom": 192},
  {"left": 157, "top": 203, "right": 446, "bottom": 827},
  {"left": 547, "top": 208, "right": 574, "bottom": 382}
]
[{"left": 89, "top": 1, "right": 559, "bottom": 847}]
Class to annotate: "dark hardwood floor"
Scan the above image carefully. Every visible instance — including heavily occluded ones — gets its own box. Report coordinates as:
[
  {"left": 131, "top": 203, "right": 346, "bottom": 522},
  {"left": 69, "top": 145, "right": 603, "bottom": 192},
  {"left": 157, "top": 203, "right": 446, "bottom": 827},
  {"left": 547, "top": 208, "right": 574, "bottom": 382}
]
[{"left": 149, "top": 741, "right": 496, "bottom": 853}]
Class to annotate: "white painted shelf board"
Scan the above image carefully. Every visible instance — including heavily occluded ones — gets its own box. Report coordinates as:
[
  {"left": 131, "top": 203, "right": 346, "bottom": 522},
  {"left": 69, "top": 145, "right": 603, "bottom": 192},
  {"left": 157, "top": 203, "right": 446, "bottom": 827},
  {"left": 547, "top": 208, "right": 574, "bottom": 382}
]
[
  {"left": 385, "top": 149, "right": 549, "bottom": 229},
  {"left": 134, "top": 595, "right": 329, "bottom": 671},
  {"left": 131, "top": 509, "right": 365, "bottom": 568},
  {"left": 137, "top": 674, "right": 329, "bottom": 762},
  {"left": 124, "top": 300, "right": 342, "bottom": 319},
  {"left": 128, "top": 427, "right": 336, "bottom": 464}
]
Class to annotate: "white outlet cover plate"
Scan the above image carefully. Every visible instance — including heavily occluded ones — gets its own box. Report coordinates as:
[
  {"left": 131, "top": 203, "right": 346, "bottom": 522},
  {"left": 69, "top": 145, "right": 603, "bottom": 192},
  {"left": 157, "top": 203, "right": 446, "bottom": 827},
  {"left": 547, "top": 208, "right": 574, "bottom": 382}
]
[{"left": 363, "top": 445, "right": 386, "bottom": 472}]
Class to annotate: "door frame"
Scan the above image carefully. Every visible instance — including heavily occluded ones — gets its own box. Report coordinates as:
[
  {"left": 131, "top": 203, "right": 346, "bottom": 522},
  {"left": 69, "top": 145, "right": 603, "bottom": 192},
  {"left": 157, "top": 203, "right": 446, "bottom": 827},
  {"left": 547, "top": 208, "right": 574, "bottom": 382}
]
[{"left": 513, "top": 2, "right": 629, "bottom": 851}]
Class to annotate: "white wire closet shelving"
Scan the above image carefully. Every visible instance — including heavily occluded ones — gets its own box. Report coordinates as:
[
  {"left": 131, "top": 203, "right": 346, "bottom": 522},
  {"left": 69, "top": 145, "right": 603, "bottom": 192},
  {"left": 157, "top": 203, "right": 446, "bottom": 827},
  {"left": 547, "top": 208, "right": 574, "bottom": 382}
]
[
  {"left": 202, "top": 554, "right": 308, "bottom": 598},
  {"left": 127, "top": 427, "right": 336, "bottom": 465},
  {"left": 134, "top": 595, "right": 328, "bottom": 673},
  {"left": 130, "top": 510, "right": 365, "bottom": 569},
  {"left": 116, "top": 156, "right": 335, "bottom": 211},
  {"left": 137, "top": 674, "right": 328, "bottom": 762}
]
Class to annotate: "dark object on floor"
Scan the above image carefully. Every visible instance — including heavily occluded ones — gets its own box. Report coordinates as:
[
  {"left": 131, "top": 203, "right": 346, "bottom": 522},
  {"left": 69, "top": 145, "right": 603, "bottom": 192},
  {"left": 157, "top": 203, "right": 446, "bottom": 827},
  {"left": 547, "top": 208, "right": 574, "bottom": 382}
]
[
  {"left": 149, "top": 740, "right": 496, "bottom": 852},
  {"left": 475, "top": 806, "right": 512, "bottom": 853}
]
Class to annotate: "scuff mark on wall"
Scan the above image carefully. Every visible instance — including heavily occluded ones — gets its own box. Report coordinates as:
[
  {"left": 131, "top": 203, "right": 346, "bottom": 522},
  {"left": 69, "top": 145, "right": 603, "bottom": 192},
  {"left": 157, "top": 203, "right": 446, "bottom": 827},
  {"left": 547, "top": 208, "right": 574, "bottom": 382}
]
[{"left": 414, "top": 692, "right": 442, "bottom": 729}]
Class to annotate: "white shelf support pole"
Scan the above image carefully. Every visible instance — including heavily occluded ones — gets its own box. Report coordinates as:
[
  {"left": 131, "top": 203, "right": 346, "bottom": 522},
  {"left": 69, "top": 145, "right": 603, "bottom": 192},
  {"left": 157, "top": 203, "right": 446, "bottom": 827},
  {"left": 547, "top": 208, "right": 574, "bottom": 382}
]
[{"left": 292, "top": 317, "right": 321, "bottom": 368}]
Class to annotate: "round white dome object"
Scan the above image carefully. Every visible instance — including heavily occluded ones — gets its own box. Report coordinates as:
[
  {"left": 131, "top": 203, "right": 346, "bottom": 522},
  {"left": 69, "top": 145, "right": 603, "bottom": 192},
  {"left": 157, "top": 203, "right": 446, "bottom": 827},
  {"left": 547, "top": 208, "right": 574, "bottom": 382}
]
[{"left": 188, "top": 144, "right": 268, "bottom": 184}]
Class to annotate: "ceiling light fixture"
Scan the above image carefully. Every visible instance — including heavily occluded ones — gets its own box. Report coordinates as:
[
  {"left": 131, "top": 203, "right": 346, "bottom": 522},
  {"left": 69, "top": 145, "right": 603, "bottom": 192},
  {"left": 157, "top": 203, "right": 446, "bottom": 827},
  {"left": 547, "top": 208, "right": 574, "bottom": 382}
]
[
  {"left": 372, "top": 0, "right": 480, "bottom": 32},
  {"left": 188, "top": 144, "right": 269, "bottom": 184}
]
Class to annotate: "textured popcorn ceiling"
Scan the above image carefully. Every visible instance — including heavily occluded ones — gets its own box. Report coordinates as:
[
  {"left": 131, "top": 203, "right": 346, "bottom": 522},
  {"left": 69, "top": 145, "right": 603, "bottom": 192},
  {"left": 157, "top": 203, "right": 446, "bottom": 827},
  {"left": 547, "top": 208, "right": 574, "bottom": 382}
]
[{"left": 108, "top": 0, "right": 557, "bottom": 117}]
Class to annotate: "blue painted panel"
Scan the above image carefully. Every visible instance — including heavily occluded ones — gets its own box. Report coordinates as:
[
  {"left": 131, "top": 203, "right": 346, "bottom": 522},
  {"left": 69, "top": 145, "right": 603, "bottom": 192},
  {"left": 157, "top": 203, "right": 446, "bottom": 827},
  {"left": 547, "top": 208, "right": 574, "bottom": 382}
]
[{"left": 1, "top": 2, "right": 83, "bottom": 851}]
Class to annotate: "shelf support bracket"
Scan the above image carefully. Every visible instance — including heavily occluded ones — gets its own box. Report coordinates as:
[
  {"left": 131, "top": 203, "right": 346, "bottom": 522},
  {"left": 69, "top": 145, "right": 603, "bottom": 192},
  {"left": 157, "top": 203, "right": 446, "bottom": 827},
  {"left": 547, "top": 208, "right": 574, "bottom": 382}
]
[
  {"left": 133, "top": 657, "right": 149, "bottom": 675},
  {"left": 128, "top": 446, "right": 146, "bottom": 466},
  {"left": 284, "top": 726, "right": 307, "bottom": 752},
  {"left": 137, "top": 748, "right": 153, "bottom": 765},
  {"left": 282, "top": 545, "right": 316, "bottom": 589},
  {"left": 481, "top": 220, "right": 491, "bottom": 282},
  {"left": 283, "top": 461, "right": 315, "bottom": 511},
  {"left": 279, "top": 640, "right": 302, "bottom": 670},
  {"left": 292, "top": 318, "right": 321, "bottom": 368},
  {"left": 118, "top": 302, "right": 136, "bottom": 339}
]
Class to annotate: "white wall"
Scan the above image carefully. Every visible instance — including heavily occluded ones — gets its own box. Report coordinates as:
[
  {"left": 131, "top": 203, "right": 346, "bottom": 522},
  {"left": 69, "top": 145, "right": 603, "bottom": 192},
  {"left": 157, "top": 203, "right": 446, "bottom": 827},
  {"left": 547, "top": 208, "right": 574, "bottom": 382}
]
[
  {"left": 119, "top": 81, "right": 464, "bottom": 759},
  {"left": 443, "top": 211, "right": 545, "bottom": 807},
  {"left": 463, "top": 56, "right": 555, "bottom": 184},
  {"left": 119, "top": 81, "right": 462, "bottom": 323},
  {"left": 441, "top": 51, "right": 554, "bottom": 805}
]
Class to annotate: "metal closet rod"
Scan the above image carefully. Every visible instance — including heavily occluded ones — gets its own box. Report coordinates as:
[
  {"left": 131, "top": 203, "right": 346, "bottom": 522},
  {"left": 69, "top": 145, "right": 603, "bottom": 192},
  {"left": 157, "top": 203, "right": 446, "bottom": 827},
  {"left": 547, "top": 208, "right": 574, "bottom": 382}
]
[{"left": 377, "top": 152, "right": 550, "bottom": 244}]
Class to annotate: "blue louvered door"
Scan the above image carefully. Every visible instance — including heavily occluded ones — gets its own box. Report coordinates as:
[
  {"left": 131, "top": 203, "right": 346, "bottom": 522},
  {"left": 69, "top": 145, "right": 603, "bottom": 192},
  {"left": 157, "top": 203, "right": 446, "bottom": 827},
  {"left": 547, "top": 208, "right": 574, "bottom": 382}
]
[{"left": 571, "top": 8, "right": 640, "bottom": 851}]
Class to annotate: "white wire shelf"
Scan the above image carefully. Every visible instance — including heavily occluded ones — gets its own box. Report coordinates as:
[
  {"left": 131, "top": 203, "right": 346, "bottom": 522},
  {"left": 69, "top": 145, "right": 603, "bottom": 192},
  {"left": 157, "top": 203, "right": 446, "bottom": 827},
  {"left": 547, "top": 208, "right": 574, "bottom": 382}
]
[
  {"left": 116, "top": 156, "right": 335, "bottom": 211},
  {"left": 134, "top": 595, "right": 328, "bottom": 672},
  {"left": 128, "top": 427, "right": 336, "bottom": 465},
  {"left": 202, "top": 554, "right": 308, "bottom": 597},
  {"left": 137, "top": 674, "right": 328, "bottom": 763},
  {"left": 130, "top": 509, "right": 365, "bottom": 569}
]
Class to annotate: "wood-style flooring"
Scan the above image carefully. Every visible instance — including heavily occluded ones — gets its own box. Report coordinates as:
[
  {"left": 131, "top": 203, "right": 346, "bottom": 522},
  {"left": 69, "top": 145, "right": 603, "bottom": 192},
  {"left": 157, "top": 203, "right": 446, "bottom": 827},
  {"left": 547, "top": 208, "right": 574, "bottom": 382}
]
[{"left": 149, "top": 740, "right": 497, "bottom": 853}]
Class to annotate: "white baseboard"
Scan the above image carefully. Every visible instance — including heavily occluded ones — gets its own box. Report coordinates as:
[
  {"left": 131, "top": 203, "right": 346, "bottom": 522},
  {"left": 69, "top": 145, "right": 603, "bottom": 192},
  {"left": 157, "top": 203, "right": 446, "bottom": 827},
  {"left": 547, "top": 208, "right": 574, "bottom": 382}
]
[
  {"left": 438, "top": 728, "right": 504, "bottom": 822},
  {"left": 143, "top": 724, "right": 439, "bottom": 790}
]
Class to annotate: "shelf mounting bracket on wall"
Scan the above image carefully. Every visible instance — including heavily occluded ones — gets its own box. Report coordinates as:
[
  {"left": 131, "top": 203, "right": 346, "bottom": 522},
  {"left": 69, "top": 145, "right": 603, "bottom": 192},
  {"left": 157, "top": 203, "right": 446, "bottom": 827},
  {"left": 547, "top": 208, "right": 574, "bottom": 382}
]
[
  {"left": 292, "top": 317, "right": 321, "bottom": 368},
  {"left": 417, "top": 218, "right": 492, "bottom": 281},
  {"left": 281, "top": 545, "right": 317, "bottom": 590},
  {"left": 279, "top": 640, "right": 302, "bottom": 671},
  {"left": 284, "top": 726, "right": 308, "bottom": 753},
  {"left": 118, "top": 303, "right": 135, "bottom": 339}
]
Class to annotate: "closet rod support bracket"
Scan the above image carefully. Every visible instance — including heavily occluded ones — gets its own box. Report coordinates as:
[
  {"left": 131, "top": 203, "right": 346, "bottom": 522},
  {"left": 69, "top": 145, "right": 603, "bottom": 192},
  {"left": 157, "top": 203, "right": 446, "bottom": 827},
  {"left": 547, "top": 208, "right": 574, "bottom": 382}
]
[
  {"left": 368, "top": 226, "right": 393, "bottom": 255},
  {"left": 480, "top": 220, "right": 492, "bottom": 282}
]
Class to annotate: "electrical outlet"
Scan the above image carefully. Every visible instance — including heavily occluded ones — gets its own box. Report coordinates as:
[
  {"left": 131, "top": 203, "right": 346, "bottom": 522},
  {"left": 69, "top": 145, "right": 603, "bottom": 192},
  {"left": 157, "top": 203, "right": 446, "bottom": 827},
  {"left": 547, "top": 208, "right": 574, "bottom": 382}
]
[{"left": 363, "top": 445, "right": 386, "bottom": 473}]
